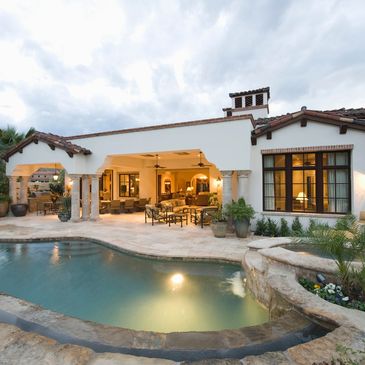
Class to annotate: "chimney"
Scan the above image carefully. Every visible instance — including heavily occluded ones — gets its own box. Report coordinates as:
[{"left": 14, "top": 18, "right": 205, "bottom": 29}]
[{"left": 223, "top": 87, "right": 270, "bottom": 120}]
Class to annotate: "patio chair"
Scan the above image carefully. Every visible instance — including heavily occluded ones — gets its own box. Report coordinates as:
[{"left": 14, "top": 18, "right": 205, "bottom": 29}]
[
  {"left": 192, "top": 206, "right": 218, "bottom": 228},
  {"left": 124, "top": 199, "right": 135, "bottom": 213},
  {"left": 110, "top": 200, "right": 121, "bottom": 214},
  {"left": 145, "top": 204, "right": 167, "bottom": 226},
  {"left": 136, "top": 198, "right": 150, "bottom": 211}
]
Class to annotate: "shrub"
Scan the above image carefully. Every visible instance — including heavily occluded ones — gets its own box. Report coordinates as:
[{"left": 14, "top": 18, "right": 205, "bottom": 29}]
[
  {"left": 225, "top": 198, "right": 255, "bottom": 223},
  {"left": 291, "top": 216, "right": 303, "bottom": 236},
  {"left": 297, "top": 215, "right": 365, "bottom": 301},
  {"left": 266, "top": 218, "right": 279, "bottom": 237},
  {"left": 255, "top": 217, "right": 267, "bottom": 236},
  {"left": 279, "top": 218, "right": 291, "bottom": 237}
]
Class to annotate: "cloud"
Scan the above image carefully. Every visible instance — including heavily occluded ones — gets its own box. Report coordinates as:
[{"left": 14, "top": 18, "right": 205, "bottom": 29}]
[{"left": 0, "top": 0, "right": 364, "bottom": 135}]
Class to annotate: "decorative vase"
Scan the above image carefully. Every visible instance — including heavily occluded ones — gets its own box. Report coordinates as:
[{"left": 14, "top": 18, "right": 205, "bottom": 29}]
[
  {"left": 211, "top": 221, "right": 228, "bottom": 238},
  {"left": 58, "top": 211, "right": 71, "bottom": 222},
  {"left": 0, "top": 201, "right": 9, "bottom": 217},
  {"left": 234, "top": 219, "right": 250, "bottom": 238},
  {"left": 10, "top": 203, "right": 28, "bottom": 217}
]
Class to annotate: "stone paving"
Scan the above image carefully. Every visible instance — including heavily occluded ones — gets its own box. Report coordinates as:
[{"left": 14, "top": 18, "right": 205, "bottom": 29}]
[{"left": 0, "top": 212, "right": 255, "bottom": 262}]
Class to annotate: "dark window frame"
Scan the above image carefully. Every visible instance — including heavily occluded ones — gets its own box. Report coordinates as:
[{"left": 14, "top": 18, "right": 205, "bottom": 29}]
[
  {"left": 234, "top": 97, "right": 242, "bottom": 108},
  {"left": 256, "top": 93, "right": 264, "bottom": 105},
  {"left": 245, "top": 95, "right": 253, "bottom": 107},
  {"left": 119, "top": 173, "right": 140, "bottom": 198},
  {"left": 262, "top": 151, "right": 351, "bottom": 214}
]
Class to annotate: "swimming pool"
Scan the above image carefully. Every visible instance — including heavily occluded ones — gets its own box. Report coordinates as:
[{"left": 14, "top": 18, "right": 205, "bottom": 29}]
[{"left": 0, "top": 240, "right": 268, "bottom": 332}]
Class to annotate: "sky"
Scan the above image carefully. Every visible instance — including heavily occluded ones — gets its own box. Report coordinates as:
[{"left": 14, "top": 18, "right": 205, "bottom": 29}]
[{"left": 0, "top": 0, "right": 364, "bottom": 136}]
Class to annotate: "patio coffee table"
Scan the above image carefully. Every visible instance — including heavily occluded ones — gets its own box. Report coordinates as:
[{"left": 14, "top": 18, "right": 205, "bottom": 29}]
[{"left": 166, "top": 212, "right": 189, "bottom": 227}]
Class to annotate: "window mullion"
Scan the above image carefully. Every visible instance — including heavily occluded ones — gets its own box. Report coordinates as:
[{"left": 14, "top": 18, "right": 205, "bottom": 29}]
[
  {"left": 316, "top": 152, "right": 323, "bottom": 213},
  {"left": 285, "top": 154, "right": 292, "bottom": 212}
]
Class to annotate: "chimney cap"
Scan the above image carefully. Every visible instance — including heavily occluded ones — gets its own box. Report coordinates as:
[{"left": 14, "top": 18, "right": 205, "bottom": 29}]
[
  {"left": 301, "top": 106, "right": 307, "bottom": 111},
  {"left": 229, "top": 87, "right": 270, "bottom": 99}
]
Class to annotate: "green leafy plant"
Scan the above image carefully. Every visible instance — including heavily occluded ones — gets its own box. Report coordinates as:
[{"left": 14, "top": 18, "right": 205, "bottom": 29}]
[
  {"left": 291, "top": 216, "right": 303, "bottom": 236},
  {"left": 225, "top": 198, "right": 255, "bottom": 223},
  {"left": 255, "top": 216, "right": 267, "bottom": 236},
  {"left": 212, "top": 204, "right": 227, "bottom": 223},
  {"left": 266, "top": 218, "right": 279, "bottom": 237},
  {"left": 297, "top": 215, "right": 365, "bottom": 302},
  {"left": 279, "top": 218, "right": 291, "bottom": 237}
]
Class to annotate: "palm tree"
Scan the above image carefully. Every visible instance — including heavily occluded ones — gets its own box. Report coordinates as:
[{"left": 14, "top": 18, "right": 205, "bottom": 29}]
[
  {"left": 0, "top": 126, "right": 35, "bottom": 197},
  {"left": 0, "top": 126, "right": 35, "bottom": 156}
]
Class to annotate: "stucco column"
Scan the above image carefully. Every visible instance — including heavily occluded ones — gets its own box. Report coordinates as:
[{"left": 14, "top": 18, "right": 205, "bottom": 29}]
[
  {"left": 8, "top": 176, "right": 18, "bottom": 205},
  {"left": 70, "top": 175, "right": 81, "bottom": 223},
  {"left": 237, "top": 170, "right": 251, "bottom": 202},
  {"left": 221, "top": 170, "right": 233, "bottom": 207},
  {"left": 90, "top": 174, "right": 100, "bottom": 221},
  {"left": 19, "top": 176, "right": 30, "bottom": 205},
  {"left": 81, "top": 175, "right": 90, "bottom": 220}
]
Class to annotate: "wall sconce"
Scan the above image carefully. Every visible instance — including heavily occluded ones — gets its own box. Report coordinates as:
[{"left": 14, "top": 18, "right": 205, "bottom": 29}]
[
  {"left": 52, "top": 164, "right": 59, "bottom": 181},
  {"left": 216, "top": 177, "right": 222, "bottom": 187}
]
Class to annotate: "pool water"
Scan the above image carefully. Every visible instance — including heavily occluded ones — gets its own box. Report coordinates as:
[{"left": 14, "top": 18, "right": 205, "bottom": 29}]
[
  {"left": 284, "top": 243, "right": 360, "bottom": 261},
  {"left": 0, "top": 241, "right": 268, "bottom": 332}
]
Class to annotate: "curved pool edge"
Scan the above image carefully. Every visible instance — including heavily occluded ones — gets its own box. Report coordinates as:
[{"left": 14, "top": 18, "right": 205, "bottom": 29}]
[
  {"left": 0, "top": 236, "right": 243, "bottom": 265},
  {"left": 0, "top": 292, "right": 325, "bottom": 362},
  {"left": 242, "top": 239, "right": 365, "bottom": 350}
]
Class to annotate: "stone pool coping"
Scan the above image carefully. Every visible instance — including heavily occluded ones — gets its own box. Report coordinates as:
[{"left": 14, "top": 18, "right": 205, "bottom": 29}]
[
  {"left": 0, "top": 236, "right": 325, "bottom": 362},
  {"left": 245, "top": 237, "right": 365, "bottom": 330}
]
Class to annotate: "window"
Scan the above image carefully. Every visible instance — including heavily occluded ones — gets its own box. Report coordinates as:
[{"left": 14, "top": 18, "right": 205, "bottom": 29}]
[
  {"left": 119, "top": 173, "right": 139, "bottom": 197},
  {"left": 245, "top": 95, "right": 253, "bottom": 107},
  {"left": 235, "top": 97, "right": 242, "bottom": 108},
  {"left": 256, "top": 94, "right": 264, "bottom": 105},
  {"left": 263, "top": 151, "right": 351, "bottom": 214}
]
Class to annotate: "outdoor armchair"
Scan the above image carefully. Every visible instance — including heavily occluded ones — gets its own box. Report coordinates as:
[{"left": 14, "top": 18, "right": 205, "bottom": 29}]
[
  {"left": 110, "top": 200, "right": 121, "bottom": 214},
  {"left": 145, "top": 204, "right": 168, "bottom": 226},
  {"left": 124, "top": 199, "right": 135, "bottom": 213}
]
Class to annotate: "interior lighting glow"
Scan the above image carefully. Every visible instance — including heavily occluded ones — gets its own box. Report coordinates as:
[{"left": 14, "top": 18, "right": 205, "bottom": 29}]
[{"left": 171, "top": 273, "right": 184, "bottom": 286}]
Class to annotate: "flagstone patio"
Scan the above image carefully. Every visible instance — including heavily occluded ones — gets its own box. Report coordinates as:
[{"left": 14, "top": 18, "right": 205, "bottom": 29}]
[{"left": 0, "top": 212, "right": 257, "bottom": 262}]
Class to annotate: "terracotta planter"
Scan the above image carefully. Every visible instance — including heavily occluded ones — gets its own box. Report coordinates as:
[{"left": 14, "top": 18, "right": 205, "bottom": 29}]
[
  {"left": 10, "top": 204, "right": 28, "bottom": 217},
  {"left": 234, "top": 219, "right": 250, "bottom": 238},
  {"left": 0, "top": 201, "right": 9, "bottom": 217},
  {"left": 211, "top": 221, "right": 228, "bottom": 238}
]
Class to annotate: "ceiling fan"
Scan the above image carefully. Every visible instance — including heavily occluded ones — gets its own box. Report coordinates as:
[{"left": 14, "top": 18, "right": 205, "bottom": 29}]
[
  {"left": 147, "top": 154, "right": 166, "bottom": 169},
  {"left": 192, "top": 151, "right": 212, "bottom": 168}
]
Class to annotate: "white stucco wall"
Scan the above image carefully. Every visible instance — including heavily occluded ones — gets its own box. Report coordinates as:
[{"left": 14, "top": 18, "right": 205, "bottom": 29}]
[
  {"left": 249, "top": 120, "right": 365, "bottom": 227},
  {"left": 68, "top": 118, "right": 253, "bottom": 173}
]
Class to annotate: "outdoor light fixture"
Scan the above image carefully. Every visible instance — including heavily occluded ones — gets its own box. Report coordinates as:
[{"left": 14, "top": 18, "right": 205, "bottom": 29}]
[
  {"left": 170, "top": 273, "right": 184, "bottom": 288},
  {"left": 316, "top": 273, "right": 326, "bottom": 284},
  {"left": 216, "top": 177, "right": 222, "bottom": 187},
  {"left": 53, "top": 164, "right": 59, "bottom": 181}
]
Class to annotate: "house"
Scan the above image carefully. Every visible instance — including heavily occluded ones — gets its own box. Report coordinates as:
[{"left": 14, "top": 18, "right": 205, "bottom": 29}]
[{"left": 3, "top": 87, "right": 365, "bottom": 226}]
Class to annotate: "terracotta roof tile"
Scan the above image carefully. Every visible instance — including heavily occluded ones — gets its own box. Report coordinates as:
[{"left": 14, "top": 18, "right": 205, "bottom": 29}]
[
  {"left": 229, "top": 87, "right": 270, "bottom": 99},
  {"left": 2, "top": 131, "right": 91, "bottom": 162}
]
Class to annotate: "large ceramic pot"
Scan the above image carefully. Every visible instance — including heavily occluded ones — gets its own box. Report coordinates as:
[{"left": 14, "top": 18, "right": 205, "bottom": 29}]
[
  {"left": 234, "top": 219, "right": 250, "bottom": 238},
  {"left": 10, "top": 203, "right": 28, "bottom": 217},
  {"left": 0, "top": 201, "right": 9, "bottom": 217},
  {"left": 211, "top": 221, "right": 228, "bottom": 238},
  {"left": 58, "top": 211, "right": 71, "bottom": 222}
]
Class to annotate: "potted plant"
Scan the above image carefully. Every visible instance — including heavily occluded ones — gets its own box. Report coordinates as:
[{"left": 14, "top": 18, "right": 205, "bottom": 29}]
[
  {"left": 0, "top": 194, "right": 10, "bottom": 217},
  {"left": 58, "top": 195, "right": 71, "bottom": 222},
  {"left": 211, "top": 204, "right": 228, "bottom": 238},
  {"left": 10, "top": 202, "right": 28, "bottom": 217},
  {"left": 226, "top": 198, "right": 255, "bottom": 238}
]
